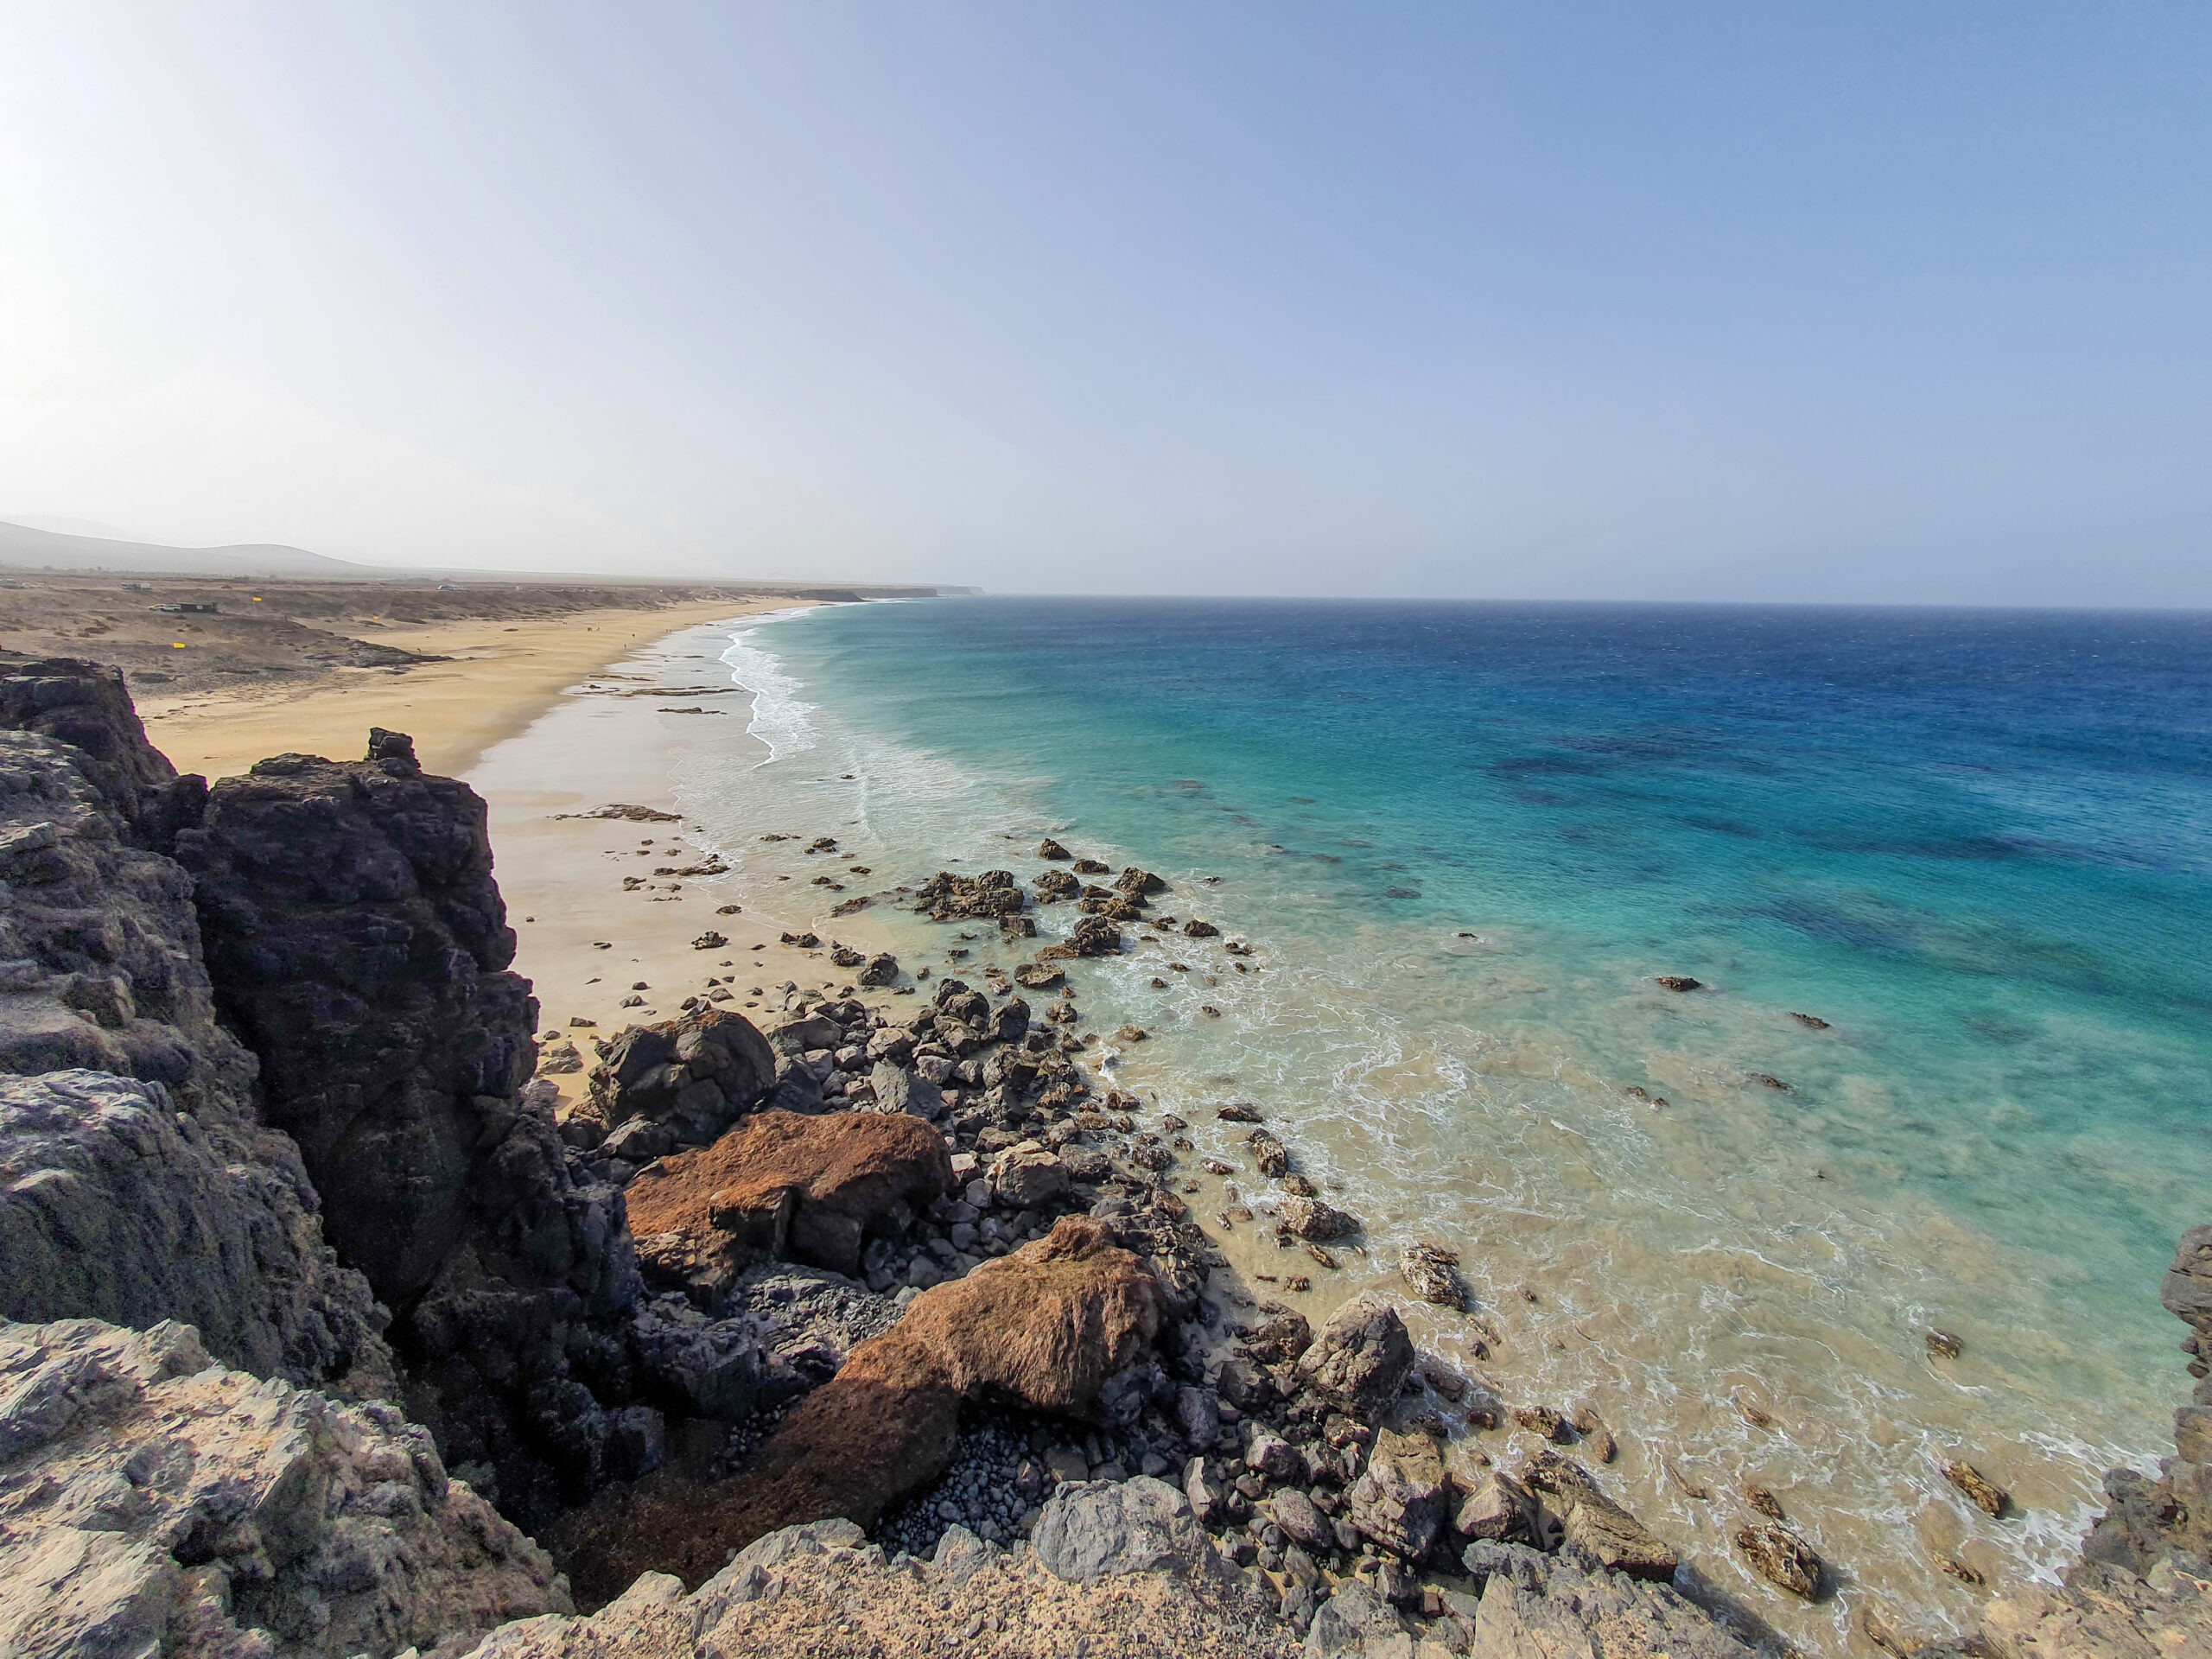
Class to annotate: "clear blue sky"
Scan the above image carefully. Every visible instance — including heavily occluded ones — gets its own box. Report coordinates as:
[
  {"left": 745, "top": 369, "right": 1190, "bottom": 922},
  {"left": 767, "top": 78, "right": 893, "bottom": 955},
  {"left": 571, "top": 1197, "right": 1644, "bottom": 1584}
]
[{"left": 1, "top": 3, "right": 2205, "bottom": 601}]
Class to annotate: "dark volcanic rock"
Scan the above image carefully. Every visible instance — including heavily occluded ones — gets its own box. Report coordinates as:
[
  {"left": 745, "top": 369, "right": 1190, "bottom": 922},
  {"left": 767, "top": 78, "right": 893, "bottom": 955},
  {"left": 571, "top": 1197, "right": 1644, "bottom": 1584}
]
[
  {"left": 587, "top": 1007, "right": 777, "bottom": 1147},
  {"left": 175, "top": 733, "right": 538, "bottom": 1304},
  {"left": 0, "top": 662, "right": 387, "bottom": 1390},
  {"left": 175, "top": 730, "right": 643, "bottom": 1528}
]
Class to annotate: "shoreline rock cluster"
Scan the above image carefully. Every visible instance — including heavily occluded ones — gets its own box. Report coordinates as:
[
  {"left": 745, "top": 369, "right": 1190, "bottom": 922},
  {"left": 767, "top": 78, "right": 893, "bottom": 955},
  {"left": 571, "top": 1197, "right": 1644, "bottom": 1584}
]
[{"left": 1, "top": 655, "right": 2208, "bottom": 1659}]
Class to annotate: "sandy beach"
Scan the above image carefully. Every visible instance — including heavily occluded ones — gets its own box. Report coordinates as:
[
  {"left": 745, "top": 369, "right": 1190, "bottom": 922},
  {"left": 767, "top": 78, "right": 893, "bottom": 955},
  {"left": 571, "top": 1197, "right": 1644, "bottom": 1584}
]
[{"left": 137, "top": 599, "right": 792, "bottom": 781}]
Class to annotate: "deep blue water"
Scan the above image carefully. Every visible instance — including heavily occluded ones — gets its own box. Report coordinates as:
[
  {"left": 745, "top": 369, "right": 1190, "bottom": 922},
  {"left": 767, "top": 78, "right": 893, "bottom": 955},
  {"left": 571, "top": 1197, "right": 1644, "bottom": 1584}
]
[{"left": 770, "top": 599, "right": 2212, "bottom": 1177}]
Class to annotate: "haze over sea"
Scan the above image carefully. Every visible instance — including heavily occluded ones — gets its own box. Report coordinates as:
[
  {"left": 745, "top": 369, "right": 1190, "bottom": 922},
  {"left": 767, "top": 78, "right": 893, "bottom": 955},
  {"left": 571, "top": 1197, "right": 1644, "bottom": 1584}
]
[{"left": 671, "top": 595, "right": 2211, "bottom": 1649}]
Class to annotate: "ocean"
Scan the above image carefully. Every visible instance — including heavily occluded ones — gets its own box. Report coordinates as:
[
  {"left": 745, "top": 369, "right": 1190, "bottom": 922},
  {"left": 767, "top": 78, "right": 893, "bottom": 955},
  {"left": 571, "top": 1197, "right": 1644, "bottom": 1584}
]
[{"left": 667, "top": 596, "right": 2212, "bottom": 1649}]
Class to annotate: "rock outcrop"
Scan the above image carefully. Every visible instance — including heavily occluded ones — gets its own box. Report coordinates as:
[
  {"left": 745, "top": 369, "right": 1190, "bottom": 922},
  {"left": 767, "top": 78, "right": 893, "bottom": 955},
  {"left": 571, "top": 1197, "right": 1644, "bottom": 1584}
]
[
  {"left": 174, "top": 734, "right": 542, "bottom": 1306},
  {"left": 175, "top": 733, "right": 645, "bottom": 1531},
  {"left": 0, "top": 1317, "right": 568, "bottom": 1659},
  {"left": 458, "top": 1506, "right": 1294, "bottom": 1659},
  {"left": 0, "top": 661, "right": 388, "bottom": 1392}
]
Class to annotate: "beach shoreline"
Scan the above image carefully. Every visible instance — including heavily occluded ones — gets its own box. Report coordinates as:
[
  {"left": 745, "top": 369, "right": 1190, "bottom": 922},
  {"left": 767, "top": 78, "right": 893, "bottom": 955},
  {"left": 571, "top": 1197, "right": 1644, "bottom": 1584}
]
[{"left": 138, "top": 598, "right": 799, "bottom": 781}]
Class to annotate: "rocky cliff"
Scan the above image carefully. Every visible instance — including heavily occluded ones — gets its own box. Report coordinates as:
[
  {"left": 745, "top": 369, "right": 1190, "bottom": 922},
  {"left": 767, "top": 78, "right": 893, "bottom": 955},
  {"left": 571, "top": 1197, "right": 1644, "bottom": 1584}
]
[
  {"left": 175, "top": 728, "right": 657, "bottom": 1533},
  {"left": 0, "top": 660, "right": 388, "bottom": 1391},
  {"left": 0, "top": 1317, "right": 568, "bottom": 1659}
]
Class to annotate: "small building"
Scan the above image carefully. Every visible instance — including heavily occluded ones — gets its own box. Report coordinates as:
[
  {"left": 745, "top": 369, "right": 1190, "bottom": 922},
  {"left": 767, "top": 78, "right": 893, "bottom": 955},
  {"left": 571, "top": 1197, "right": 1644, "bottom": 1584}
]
[{"left": 156, "top": 602, "right": 220, "bottom": 614}]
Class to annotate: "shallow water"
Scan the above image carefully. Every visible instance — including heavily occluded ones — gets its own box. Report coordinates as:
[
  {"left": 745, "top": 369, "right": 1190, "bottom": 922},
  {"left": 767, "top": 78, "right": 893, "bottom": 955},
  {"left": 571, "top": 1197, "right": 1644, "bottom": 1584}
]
[{"left": 664, "top": 597, "right": 2211, "bottom": 1650}]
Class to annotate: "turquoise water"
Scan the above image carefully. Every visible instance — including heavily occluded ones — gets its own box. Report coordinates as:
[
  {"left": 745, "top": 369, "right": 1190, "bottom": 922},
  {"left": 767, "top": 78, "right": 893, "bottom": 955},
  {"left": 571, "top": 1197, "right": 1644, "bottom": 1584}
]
[{"left": 673, "top": 597, "right": 2211, "bottom": 1645}]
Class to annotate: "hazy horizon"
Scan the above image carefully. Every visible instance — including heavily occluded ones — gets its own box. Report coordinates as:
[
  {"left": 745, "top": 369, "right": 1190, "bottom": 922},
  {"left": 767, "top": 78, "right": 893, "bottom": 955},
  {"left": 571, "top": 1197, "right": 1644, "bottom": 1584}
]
[{"left": 2, "top": 4, "right": 2206, "bottom": 605}]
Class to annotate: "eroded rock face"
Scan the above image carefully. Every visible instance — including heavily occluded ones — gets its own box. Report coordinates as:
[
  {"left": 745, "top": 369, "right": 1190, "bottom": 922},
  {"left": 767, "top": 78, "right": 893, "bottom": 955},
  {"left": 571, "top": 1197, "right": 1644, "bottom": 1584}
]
[
  {"left": 623, "top": 1108, "right": 954, "bottom": 1287},
  {"left": 1469, "top": 1541, "right": 1756, "bottom": 1659},
  {"left": 175, "top": 736, "right": 537, "bottom": 1305},
  {"left": 0, "top": 1318, "right": 568, "bottom": 1659},
  {"left": 0, "top": 663, "right": 387, "bottom": 1391},
  {"left": 0, "top": 1071, "right": 386, "bottom": 1393}
]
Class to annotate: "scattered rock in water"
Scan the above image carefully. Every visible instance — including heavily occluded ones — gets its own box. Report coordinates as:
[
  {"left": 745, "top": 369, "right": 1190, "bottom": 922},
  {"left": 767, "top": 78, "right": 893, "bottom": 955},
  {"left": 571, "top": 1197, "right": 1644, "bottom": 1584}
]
[
  {"left": 1514, "top": 1405, "right": 1573, "bottom": 1443},
  {"left": 1742, "top": 1480, "right": 1785, "bottom": 1520},
  {"left": 1278, "top": 1193, "right": 1358, "bottom": 1241},
  {"left": 1926, "top": 1328, "right": 1963, "bottom": 1360},
  {"left": 1014, "top": 961, "right": 1066, "bottom": 989},
  {"left": 1946, "top": 1459, "right": 2010, "bottom": 1516},
  {"left": 915, "top": 868, "right": 1027, "bottom": 923},
  {"left": 1114, "top": 1025, "right": 1147, "bottom": 1043},
  {"left": 1572, "top": 1405, "right": 1618, "bottom": 1463},
  {"left": 859, "top": 951, "right": 899, "bottom": 987},
  {"left": 1248, "top": 1128, "right": 1289, "bottom": 1179},
  {"left": 1072, "top": 857, "right": 1110, "bottom": 874},
  {"left": 1217, "top": 1103, "right": 1264, "bottom": 1123},
  {"left": 693, "top": 931, "right": 729, "bottom": 950},
  {"left": 1791, "top": 1011, "right": 1832, "bottom": 1028},
  {"left": 1735, "top": 1521, "right": 1823, "bottom": 1598},
  {"left": 1400, "top": 1240, "right": 1467, "bottom": 1309},
  {"left": 1069, "top": 915, "right": 1123, "bottom": 956},
  {"left": 779, "top": 931, "right": 818, "bottom": 947},
  {"left": 1656, "top": 975, "right": 1702, "bottom": 992},
  {"left": 1038, "top": 838, "right": 1071, "bottom": 860},
  {"left": 1747, "top": 1072, "right": 1793, "bottom": 1091},
  {"left": 1183, "top": 919, "right": 1220, "bottom": 938},
  {"left": 1033, "top": 868, "right": 1080, "bottom": 902}
]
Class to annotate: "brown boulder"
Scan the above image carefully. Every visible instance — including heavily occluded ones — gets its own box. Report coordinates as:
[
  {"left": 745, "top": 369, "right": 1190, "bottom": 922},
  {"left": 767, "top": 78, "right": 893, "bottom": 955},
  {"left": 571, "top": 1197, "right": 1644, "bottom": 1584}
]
[
  {"left": 1279, "top": 1193, "right": 1359, "bottom": 1241},
  {"left": 560, "top": 1216, "right": 1163, "bottom": 1598},
  {"left": 624, "top": 1109, "right": 951, "bottom": 1285},
  {"left": 1736, "top": 1522, "right": 1822, "bottom": 1598}
]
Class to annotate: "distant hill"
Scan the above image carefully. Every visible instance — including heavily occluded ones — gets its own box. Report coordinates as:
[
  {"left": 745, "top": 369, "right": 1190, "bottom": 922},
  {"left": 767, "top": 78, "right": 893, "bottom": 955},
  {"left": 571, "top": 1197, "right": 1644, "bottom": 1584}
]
[{"left": 0, "top": 521, "right": 373, "bottom": 579}]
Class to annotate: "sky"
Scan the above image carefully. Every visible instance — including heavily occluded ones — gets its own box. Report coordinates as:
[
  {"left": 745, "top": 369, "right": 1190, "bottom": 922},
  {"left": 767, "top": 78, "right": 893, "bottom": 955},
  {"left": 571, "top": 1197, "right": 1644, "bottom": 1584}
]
[{"left": 0, "top": 3, "right": 2206, "bottom": 603}]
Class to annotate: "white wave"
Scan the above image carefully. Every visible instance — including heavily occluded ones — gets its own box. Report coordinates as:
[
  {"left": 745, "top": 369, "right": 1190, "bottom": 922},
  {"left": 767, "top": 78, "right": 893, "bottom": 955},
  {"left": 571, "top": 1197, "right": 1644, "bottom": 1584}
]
[{"left": 719, "top": 607, "right": 819, "bottom": 764}]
